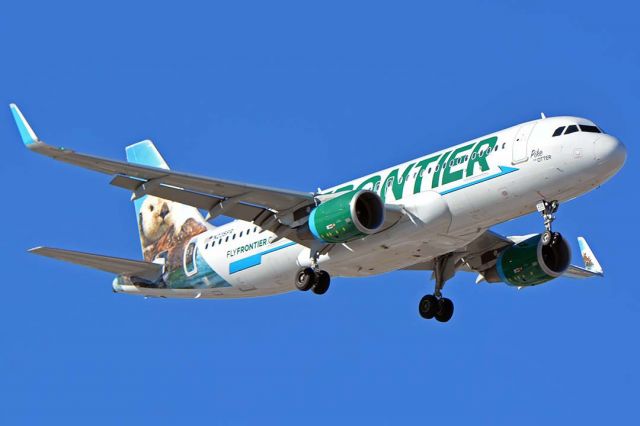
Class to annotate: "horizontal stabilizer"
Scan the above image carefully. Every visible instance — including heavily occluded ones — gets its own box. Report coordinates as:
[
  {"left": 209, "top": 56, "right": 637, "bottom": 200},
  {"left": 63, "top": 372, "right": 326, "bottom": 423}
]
[
  {"left": 563, "top": 237, "right": 604, "bottom": 279},
  {"left": 29, "top": 247, "right": 163, "bottom": 281}
]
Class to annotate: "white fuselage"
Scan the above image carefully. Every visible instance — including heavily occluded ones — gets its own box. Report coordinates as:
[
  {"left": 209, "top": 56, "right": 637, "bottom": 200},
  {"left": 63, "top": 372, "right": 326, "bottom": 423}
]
[{"left": 113, "top": 116, "right": 626, "bottom": 298}]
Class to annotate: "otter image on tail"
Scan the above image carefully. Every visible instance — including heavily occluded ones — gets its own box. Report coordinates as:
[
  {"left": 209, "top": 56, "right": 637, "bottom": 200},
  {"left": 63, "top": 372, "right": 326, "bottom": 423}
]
[{"left": 138, "top": 195, "right": 208, "bottom": 265}]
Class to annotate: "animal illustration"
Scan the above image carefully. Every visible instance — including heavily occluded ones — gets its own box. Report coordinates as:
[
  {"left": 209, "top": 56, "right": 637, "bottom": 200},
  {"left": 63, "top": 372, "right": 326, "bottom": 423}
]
[{"left": 138, "top": 195, "right": 208, "bottom": 264}]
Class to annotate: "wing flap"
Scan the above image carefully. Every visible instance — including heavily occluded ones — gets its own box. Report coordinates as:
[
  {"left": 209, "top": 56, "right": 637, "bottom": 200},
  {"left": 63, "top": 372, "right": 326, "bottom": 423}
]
[{"left": 29, "top": 247, "right": 163, "bottom": 281}]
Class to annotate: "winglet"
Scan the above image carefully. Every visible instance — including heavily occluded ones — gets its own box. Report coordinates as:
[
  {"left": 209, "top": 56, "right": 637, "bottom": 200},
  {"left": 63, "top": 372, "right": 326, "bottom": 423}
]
[
  {"left": 577, "top": 236, "right": 603, "bottom": 275},
  {"left": 9, "top": 103, "right": 40, "bottom": 147}
]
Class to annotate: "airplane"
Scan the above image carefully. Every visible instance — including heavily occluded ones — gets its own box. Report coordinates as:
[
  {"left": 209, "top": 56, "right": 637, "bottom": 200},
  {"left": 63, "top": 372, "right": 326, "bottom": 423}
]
[{"left": 10, "top": 103, "right": 626, "bottom": 322}]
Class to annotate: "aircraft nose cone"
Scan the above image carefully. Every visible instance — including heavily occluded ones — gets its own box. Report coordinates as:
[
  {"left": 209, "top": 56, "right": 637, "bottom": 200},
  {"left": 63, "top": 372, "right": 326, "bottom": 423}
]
[{"left": 596, "top": 135, "right": 627, "bottom": 173}]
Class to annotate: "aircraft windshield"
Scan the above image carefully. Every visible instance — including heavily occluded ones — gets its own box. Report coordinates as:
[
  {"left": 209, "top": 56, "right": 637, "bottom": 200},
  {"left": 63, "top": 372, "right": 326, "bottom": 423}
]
[{"left": 552, "top": 124, "right": 602, "bottom": 137}]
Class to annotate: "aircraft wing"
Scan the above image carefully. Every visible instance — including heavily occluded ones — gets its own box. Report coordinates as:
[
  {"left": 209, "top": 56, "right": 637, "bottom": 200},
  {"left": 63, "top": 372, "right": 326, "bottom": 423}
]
[
  {"left": 30, "top": 247, "right": 163, "bottom": 281},
  {"left": 403, "top": 230, "right": 512, "bottom": 272},
  {"left": 404, "top": 232, "right": 605, "bottom": 281},
  {"left": 11, "top": 104, "right": 319, "bottom": 241}
]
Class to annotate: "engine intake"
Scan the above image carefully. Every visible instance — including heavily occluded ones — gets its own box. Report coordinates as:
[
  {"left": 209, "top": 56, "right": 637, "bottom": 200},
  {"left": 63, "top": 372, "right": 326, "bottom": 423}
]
[
  {"left": 308, "top": 190, "right": 385, "bottom": 243},
  {"left": 484, "top": 233, "right": 571, "bottom": 287}
]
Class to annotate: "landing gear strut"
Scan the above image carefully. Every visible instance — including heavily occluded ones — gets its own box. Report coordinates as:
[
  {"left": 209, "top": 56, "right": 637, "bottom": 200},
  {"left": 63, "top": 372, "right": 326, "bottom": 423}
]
[
  {"left": 418, "top": 255, "right": 455, "bottom": 322},
  {"left": 537, "top": 200, "right": 559, "bottom": 246},
  {"left": 295, "top": 268, "right": 331, "bottom": 295}
]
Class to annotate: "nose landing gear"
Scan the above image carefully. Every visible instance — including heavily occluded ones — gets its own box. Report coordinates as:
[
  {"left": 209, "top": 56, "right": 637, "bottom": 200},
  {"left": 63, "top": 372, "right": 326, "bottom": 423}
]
[{"left": 537, "top": 200, "right": 559, "bottom": 246}]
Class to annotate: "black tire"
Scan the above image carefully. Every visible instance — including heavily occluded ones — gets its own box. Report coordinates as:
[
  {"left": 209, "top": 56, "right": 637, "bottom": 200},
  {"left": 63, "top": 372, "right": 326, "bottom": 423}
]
[
  {"left": 295, "top": 267, "right": 316, "bottom": 291},
  {"left": 435, "top": 298, "right": 454, "bottom": 323},
  {"left": 541, "top": 230, "right": 552, "bottom": 246},
  {"left": 419, "top": 295, "right": 439, "bottom": 319},
  {"left": 312, "top": 271, "right": 331, "bottom": 295}
]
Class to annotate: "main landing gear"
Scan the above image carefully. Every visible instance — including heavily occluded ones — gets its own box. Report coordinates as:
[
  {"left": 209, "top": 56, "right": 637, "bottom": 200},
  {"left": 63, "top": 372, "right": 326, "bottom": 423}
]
[
  {"left": 296, "top": 247, "right": 331, "bottom": 295},
  {"left": 418, "top": 254, "right": 455, "bottom": 322},
  {"left": 295, "top": 267, "right": 331, "bottom": 295},
  {"left": 537, "top": 200, "right": 559, "bottom": 246}
]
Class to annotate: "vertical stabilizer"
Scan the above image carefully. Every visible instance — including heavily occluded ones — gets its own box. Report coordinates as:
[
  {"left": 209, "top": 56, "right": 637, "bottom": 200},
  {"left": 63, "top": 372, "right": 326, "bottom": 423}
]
[
  {"left": 125, "top": 141, "right": 209, "bottom": 262},
  {"left": 577, "top": 237, "right": 603, "bottom": 275}
]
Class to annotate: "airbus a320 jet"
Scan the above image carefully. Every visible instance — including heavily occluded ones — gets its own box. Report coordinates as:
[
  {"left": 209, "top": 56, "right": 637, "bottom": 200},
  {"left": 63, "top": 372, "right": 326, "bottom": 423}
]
[{"left": 11, "top": 104, "right": 626, "bottom": 322}]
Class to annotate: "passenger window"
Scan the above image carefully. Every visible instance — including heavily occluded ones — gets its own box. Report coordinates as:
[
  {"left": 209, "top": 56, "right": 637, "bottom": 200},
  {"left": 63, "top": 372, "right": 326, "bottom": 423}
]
[
  {"left": 564, "top": 125, "right": 579, "bottom": 135},
  {"left": 502, "top": 143, "right": 506, "bottom": 149},
  {"left": 494, "top": 145, "right": 498, "bottom": 152},
  {"left": 427, "top": 168, "right": 432, "bottom": 174},
  {"left": 552, "top": 126, "right": 565, "bottom": 137},
  {"left": 579, "top": 125, "right": 601, "bottom": 133}
]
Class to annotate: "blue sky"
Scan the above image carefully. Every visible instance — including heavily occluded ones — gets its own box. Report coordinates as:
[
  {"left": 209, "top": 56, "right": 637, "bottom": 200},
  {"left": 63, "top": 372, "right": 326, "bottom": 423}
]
[{"left": 1, "top": 1, "right": 638, "bottom": 424}]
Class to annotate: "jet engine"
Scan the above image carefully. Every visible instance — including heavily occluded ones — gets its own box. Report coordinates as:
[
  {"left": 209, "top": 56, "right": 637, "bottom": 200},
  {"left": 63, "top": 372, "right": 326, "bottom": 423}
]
[
  {"left": 307, "top": 190, "right": 385, "bottom": 243},
  {"left": 483, "top": 233, "right": 571, "bottom": 287}
]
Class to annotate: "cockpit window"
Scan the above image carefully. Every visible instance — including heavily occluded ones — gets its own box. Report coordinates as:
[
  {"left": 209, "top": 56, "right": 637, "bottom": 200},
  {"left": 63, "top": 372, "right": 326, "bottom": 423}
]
[
  {"left": 579, "top": 125, "right": 601, "bottom": 133},
  {"left": 552, "top": 126, "right": 565, "bottom": 137},
  {"left": 564, "top": 125, "right": 579, "bottom": 135}
]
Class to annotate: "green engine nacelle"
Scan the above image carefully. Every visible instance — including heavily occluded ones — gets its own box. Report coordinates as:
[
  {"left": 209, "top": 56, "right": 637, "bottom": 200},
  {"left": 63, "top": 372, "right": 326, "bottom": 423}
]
[
  {"left": 308, "top": 190, "right": 385, "bottom": 243},
  {"left": 487, "top": 233, "right": 571, "bottom": 287}
]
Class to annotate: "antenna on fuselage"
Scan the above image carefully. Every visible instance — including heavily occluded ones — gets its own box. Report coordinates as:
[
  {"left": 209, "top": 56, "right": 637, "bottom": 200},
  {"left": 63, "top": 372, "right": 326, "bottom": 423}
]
[{"left": 540, "top": 112, "right": 546, "bottom": 119}]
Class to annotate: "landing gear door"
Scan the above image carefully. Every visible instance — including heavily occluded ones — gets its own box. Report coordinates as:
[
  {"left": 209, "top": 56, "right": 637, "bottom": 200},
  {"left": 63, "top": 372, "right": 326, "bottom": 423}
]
[{"left": 512, "top": 122, "right": 536, "bottom": 164}]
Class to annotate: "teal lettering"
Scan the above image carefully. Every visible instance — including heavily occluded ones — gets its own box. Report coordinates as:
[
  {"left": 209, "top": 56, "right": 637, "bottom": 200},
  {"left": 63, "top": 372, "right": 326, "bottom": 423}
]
[
  {"left": 442, "top": 143, "right": 474, "bottom": 185},
  {"left": 356, "top": 175, "right": 381, "bottom": 192},
  {"left": 466, "top": 136, "right": 498, "bottom": 177},
  {"left": 412, "top": 156, "right": 440, "bottom": 194},
  {"left": 333, "top": 184, "right": 354, "bottom": 193},
  {"left": 431, "top": 151, "right": 452, "bottom": 189},
  {"left": 381, "top": 163, "right": 414, "bottom": 201}
]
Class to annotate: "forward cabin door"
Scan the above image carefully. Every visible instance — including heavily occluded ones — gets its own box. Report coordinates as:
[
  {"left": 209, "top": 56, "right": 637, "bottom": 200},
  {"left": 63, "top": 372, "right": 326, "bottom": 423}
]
[{"left": 512, "top": 122, "right": 536, "bottom": 164}]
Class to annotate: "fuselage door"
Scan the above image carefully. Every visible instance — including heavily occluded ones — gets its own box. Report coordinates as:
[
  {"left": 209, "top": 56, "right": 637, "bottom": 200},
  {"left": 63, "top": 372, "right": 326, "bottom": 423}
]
[{"left": 512, "top": 122, "right": 536, "bottom": 164}]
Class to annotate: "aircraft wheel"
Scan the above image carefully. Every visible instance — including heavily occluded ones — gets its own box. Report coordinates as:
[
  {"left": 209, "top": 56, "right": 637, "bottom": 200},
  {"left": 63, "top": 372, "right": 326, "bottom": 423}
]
[
  {"left": 418, "top": 294, "right": 439, "bottom": 319},
  {"left": 295, "top": 267, "right": 316, "bottom": 291},
  {"left": 435, "top": 298, "right": 454, "bottom": 323},
  {"left": 312, "top": 271, "right": 331, "bottom": 295}
]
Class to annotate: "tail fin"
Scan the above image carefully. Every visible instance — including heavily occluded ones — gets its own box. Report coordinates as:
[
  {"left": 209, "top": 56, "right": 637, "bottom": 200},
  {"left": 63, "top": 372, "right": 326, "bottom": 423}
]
[
  {"left": 563, "top": 237, "right": 604, "bottom": 279},
  {"left": 577, "top": 236, "right": 603, "bottom": 275},
  {"left": 126, "top": 141, "right": 209, "bottom": 262}
]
